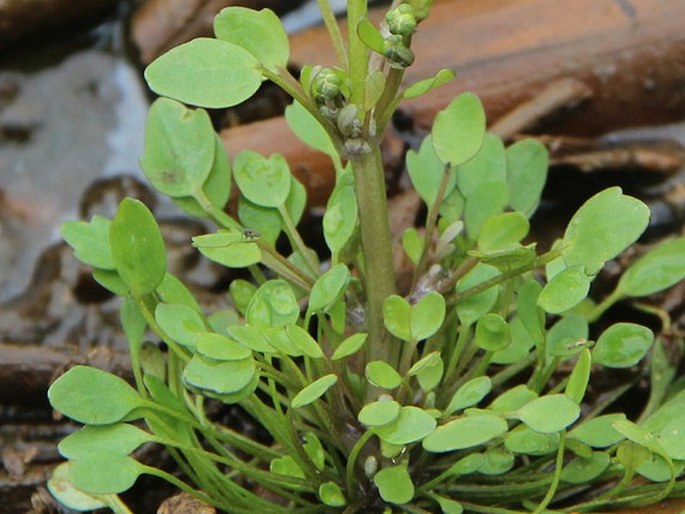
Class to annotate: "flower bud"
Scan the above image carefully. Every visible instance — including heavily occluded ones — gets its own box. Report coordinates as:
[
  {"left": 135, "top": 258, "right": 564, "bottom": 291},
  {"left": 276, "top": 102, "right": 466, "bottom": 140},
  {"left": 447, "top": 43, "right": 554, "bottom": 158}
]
[
  {"left": 383, "top": 35, "right": 415, "bottom": 69},
  {"left": 386, "top": 4, "right": 417, "bottom": 39},
  {"left": 311, "top": 67, "right": 344, "bottom": 105}
]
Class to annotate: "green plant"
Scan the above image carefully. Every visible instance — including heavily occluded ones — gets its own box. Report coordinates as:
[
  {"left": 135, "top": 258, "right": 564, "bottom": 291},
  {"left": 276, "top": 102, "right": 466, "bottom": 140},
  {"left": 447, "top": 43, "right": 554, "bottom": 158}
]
[{"left": 48, "top": 2, "right": 685, "bottom": 513}]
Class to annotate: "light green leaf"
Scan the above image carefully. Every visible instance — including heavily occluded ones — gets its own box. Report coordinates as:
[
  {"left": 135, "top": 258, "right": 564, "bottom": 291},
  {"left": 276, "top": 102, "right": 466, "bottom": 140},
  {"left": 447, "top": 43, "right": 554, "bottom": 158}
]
[
  {"left": 319, "top": 481, "right": 346, "bottom": 507},
  {"left": 445, "top": 376, "right": 492, "bottom": 415},
  {"left": 565, "top": 349, "right": 591, "bottom": 403},
  {"left": 145, "top": 38, "right": 261, "bottom": 109},
  {"left": 140, "top": 98, "right": 215, "bottom": 198},
  {"left": 475, "top": 313, "right": 510, "bottom": 351},
  {"left": 214, "top": 7, "right": 288, "bottom": 69},
  {"left": 506, "top": 138, "right": 548, "bottom": 217},
  {"left": 61, "top": 216, "right": 114, "bottom": 269},
  {"left": 538, "top": 266, "right": 590, "bottom": 314},
  {"left": 323, "top": 169, "right": 358, "bottom": 257},
  {"left": 407, "top": 135, "right": 455, "bottom": 206},
  {"left": 270, "top": 455, "right": 305, "bottom": 478},
  {"left": 155, "top": 303, "right": 205, "bottom": 348},
  {"left": 194, "top": 231, "right": 262, "bottom": 268},
  {"left": 592, "top": 322, "right": 653, "bottom": 368},
  {"left": 234, "top": 151, "right": 291, "bottom": 208},
  {"left": 455, "top": 132, "right": 506, "bottom": 198},
  {"left": 432, "top": 92, "right": 486, "bottom": 166},
  {"left": 618, "top": 236, "right": 685, "bottom": 297},
  {"left": 291, "top": 374, "right": 338, "bottom": 408},
  {"left": 411, "top": 291, "right": 446, "bottom": 341},
  {"left": 286, "top": 325, "right": 324, "bottom": 359},
  {"left": 478, "top": 212, "right": 529, "bottom": 252},
  {"left": 331, "top": 333, "right": 368, "bottom": 361},
  {"left": 464, "top": 181, "right": 508, "bottom": 239},
  {"left": 358, "top": 399, "right": 401, "bottom": 427},
  {"left": 58, "top": 424, "right": 154, "bottom": 459},
  {"left": 515, "top": 394, "right": 580, "bottom": 434},
  {"left": 48, "top": 366, "right": 141, "bottom": 425},
  {"left": 488, "top": 384, "right": 537, "bottom": 414},
  {"left": 356, "top": 17, "right": 386, "bottom": 54},
  {"left": 374, "top": 465, "right": 414, "bottom": 505},
  {"left": 197, "top": 332, "right": 252, "bottom": 361},
  {"left": 366, "top": 361, "right": 403, "bottom": 390},
  {"left": 456, "top": 263, "right": 500, "bottom": 326},
  {"left": 375, "top": 406, "right": 437, "bottom": 445},
  {"left": 309, "top": 264, "right": 350, "bottom": 313},
  {"left": 183, "top": 355, "right": 256, "bottom": 395},
  {"left": 504, "top": 426, "right": 559, "bottom": 456},
  {"left": 423, "top": 413, "right": 508, "bottom": 452},
  {"left": 246, "top": 280, "right": 299, "bottom": 327},
  {"left": 403, "top": 69, "right": 455, "bottom": 99},
  {"left": 569, "top": 413, "right": 626, "bottom": 448},
  {"left": 562, "top": 187, "right": 650, "bottom": 275},
  {"left": 561, "top": 452, "right": 610, "bottom": 484},
  {"left": 383, "top": 295, "right": 412, "bottom": 341},
  {"left": 48, "top": 463, "right": 108, "bottom": 511},
  {"left": 69, "top": 452, "right": 140, "bottom": 494},
  {"left": 110, "top": 198, "right": 166, "bottom": 296},
  {"left": 402, "top": 227, "right": 424, "bottom": 265},
  {"left": 285, "top": 100, "right": 339, "bottom": 166}
]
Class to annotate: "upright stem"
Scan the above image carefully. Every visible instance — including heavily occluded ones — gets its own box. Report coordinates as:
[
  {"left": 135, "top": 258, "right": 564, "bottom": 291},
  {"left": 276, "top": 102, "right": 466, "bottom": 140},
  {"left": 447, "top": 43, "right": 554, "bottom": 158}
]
[
  {"left": 347, "top": 0, "right": 369, "bottom": 108},
  {"left": 349, "top": 146, "right": 399, "bottom": 369}
]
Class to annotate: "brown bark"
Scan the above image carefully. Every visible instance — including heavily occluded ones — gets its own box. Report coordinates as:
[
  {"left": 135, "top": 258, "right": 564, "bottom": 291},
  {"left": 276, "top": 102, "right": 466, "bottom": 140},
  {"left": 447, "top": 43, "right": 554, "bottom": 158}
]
[
  {"left": 130, "top": 0, "right": 298, "bottom": 65},
  {"left": 0, "top": 0, "right": 115, "bottom": 45}
]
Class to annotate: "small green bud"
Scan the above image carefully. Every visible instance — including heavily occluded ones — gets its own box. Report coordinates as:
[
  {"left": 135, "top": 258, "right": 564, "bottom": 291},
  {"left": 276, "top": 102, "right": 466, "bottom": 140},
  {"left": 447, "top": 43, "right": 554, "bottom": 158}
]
[
  {"left": 336, "top": 104, "right": 362, "bottom": 139},
  {"left": 364, "top": 456, "right": 378, "bottom": 478},
  {"left": 310, "top": 67, "right": 344, "bottom": 104},
  {"left": 384, "top": 35, "right": 415, "bottom": 69},
  {"left": 386, "top": 4, "right": 417, "bottom": 39},
  {"left": 408, "top": 0, "right": 433, "bottom": 22}
]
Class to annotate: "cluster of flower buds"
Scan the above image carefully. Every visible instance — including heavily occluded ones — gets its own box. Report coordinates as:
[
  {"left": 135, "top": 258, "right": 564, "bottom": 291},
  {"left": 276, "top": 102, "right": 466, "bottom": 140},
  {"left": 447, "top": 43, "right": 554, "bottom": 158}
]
[
  {"left": 309, "top": 66, "right": 348, "bottom": 119},
  {"left": 383, "top": 3, "right": 418, "bottom": 69}
]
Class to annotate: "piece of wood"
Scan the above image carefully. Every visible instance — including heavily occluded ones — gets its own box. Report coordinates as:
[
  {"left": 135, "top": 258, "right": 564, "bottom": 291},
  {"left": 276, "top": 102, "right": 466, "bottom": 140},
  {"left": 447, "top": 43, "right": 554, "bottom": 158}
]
[{"left": 220, "top": 0, "right": 685, "bottom": 203}]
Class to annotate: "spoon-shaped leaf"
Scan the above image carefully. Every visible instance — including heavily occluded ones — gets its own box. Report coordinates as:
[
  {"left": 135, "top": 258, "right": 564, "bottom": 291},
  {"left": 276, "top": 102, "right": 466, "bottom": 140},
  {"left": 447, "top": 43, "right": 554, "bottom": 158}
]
[{"left": 291, "top": 374, "right": 338, "bottom": 408}]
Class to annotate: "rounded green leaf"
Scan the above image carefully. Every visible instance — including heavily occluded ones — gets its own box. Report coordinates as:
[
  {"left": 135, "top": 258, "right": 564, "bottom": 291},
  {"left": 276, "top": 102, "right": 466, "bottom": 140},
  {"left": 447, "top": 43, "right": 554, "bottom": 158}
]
[
  {"left": 561, "top": 452, "right": 611, "bottom": 484},
  {"left": 69, "top": 452, "right": 140, "bottom": 494},
  {"left": 214, "top": 7, "right": 289, "bottom": 69},
  {"left": 562, "top": 187, "right": 650, "bottom": 275},
  {"left": 144, "top": 38, "right": 261, "bottom": 109},
  {"left": 366, "top": 361, "right": 403, "bottom": 389},
  {"left": 61, "top": 216, "right": 114, "bottom": 269},
  {"left": 545, "top": 314, "right": 589, "bottom": 360},
  {"left": 197, "top": 332, "right": 252, "bottom": 361},
  {"left": 655, "top": 417, "right": 685, "bottom": 460},
  {"left": 565, "top": 349, "right": 591, "bottom": 403},
  {"left": 270, "top": 455, "right": 305, "bottom": 478},
  {"left": 432, "top": 92, "right": 486, "bottom": 166},
  {"left": 230, "top": 279, "right": 257, "bottom": 315},
  {"left": 403, "top": 69, "right": 455, "bottom": 99},
  {"left": 423, "top": 413, "right": 508, "bottom": 452},
  {"left": 478, "top": 212, "right": 529, "bottom": 252},
  {"left": 569, "top": 413, "right": 627, "bottom": 448},
  {"left": 445, "top": 376, "right": 492, "bottom": 415},
  {"left": 234, "top": 151, "right": 291, "bottom": 208},
  {"left": 435, "top": 496, "right": 463, "bottom": 514},
  {"left": 538, "top": 266, "right": 590, "bottom": 314},
  {"left": 110, "top": 198, "right": 166, "bottom": 296},
  {"left": 456, "top": 263, "right": 500, "bottom": 327},
  {"left": 592, "top": 322, "right": 653, "bottom": 368},
  {"left": 285, "top": 101, "right": 338, "bottom": 163},
  {"left": 515, "top": 394, "right": 580, "bottom": 434},
  {"left": 291, "top": 374, "right": 338, "bottom": 409},
  {"left": 246, "top": 280, "right": 299, "bottom": 327},
  {"left": 286, "top": 325, "right": 324, "bottom": 359},
  {"left": 375, "top": 406, "right": 437, "bottom": 445},
  {"left": 319, "top": 481, "right": 346, "bottom": 507},
  {"left": 183, "top": 355, "right": 256, "bottom": 395},
  {"left": 238, "top": 197, "right": 282, "bottom": 245},
  {"left": 504, "top": 426, "right": 558, "bottom": 456},
  {"left": 475, "top": 313, "right": 510, "bottom": 351},
  {"left": 383, "top": 295, "right": 412, "bottom": 341},
  {"left": 411, "top": 291, "right": 446, "bottom": 341},
  {"left": 332, "top": 333, "right": 368, "bottom": 361},
  {"left": 155, "top": 303, "right": 205, "bottom": 348},
  {"left": 358, "top": 399, "right": 401, "bottom": 427},
  {"left": 309, "top": 264, "right": 350, "bottom": 313},
  {"left": 356, "top": 17, "right": 386, "bottom": 54},
  {"left": 479, "top": 448, "right": 515, "bottom": 475},
  {"left": 48, "top": 463, "right": 108, "bottom": 511},
  {"left": 59, "top": 424, "right": 155, "bottom": 459},
  {"left": 464, "top": 181, "right": 508, "bottom": 239},
  {"left": 455, "top": 133, "right": 507, "bottom": 198},
  {"left": 193, "top": 231, "right": 262, "bottom": 268},
  {"left": 374, "top": 465, "right": 414, "bottom": 505},
  {"left": 488, "top": 384, "right": 537, "bottom": 414},
  {"left": 140, "top": 98, "right": 215, "bottom": 198},
  {"left": 48, "top": 366, "right": 141, "bottom": 425},
  {"left": 323, "top": 169, "right": 358, "bottom": 257},
  {"left": 618, "top": 236, "right": 685, "bottom": 297},
  {"left": 506, "top": 139, "right": 548, "bottom": 217},
  {"left": 407, "top": 135, "right": 456, "bottom": 206}
]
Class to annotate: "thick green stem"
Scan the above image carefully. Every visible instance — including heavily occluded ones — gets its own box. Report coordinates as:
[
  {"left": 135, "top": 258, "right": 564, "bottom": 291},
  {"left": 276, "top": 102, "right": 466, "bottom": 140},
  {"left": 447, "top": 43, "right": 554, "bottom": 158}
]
[
  {"left": 349, "top": 146, "right": 399, "bottom": 369},
  {"left": 347, "top": 0, "right": 369, "bottom": 108}
]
